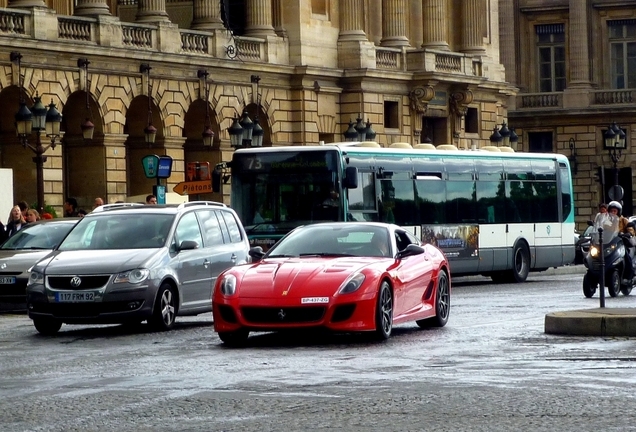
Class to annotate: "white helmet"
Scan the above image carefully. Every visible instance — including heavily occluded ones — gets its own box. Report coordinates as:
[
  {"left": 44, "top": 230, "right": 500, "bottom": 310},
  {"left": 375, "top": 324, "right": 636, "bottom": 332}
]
[{"left": 608, "top": 200, "right": 622, "bottom": 215}]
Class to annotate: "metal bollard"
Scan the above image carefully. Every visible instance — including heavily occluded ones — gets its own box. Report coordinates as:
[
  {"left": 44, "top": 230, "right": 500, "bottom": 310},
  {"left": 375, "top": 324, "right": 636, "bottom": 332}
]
[{"left": 599, "top": 227, "right": 605, "bottom": 308}]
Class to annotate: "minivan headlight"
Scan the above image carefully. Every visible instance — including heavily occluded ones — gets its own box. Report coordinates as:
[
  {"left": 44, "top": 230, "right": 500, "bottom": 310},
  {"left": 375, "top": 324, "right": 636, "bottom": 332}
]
[
  {"left": 220, "top": 274, "right": 237, "bottom": 296},
  {"left": 28, "top": 271, "right": 44, "bottom": 286},
  {"left": 114, "top": 269, "right": 150, "bottom": 284}
]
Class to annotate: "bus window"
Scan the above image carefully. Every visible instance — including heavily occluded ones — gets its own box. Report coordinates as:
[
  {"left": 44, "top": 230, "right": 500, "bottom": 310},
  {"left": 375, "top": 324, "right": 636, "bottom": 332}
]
[
  {"left": 379, "top": 172, "right": 415, "bottom": 225},
  {"left": 415, "top": 178, "right": 445, "bottom": 224},
  {"left": 347, "top": 172, "right": 377, "bottom": 221}
]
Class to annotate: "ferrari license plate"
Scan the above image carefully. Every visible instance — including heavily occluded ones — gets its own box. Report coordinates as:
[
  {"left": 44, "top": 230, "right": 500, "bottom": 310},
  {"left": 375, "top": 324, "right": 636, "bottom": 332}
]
[
  {"left": 55, "top": 292, "right": 95, "bottom": 302},
  {"left": 0, "top": 277, "right": 16, "bottom": 284}
]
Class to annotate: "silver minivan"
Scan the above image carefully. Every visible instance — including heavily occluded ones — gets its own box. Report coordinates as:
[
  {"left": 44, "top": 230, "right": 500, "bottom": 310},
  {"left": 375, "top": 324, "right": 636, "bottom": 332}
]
[{"left": 26, "top": 201, "right": 250, "bottom": 335}]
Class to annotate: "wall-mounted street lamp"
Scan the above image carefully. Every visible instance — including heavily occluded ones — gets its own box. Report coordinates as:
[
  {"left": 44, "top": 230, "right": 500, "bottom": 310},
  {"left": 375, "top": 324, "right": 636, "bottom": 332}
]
[
  {"left": 489, "top": 125, "right": 503, "bottom": 146},
  {"left": 343, "top": 119, "right": 357, "bottom": 141},
  {"left": 198, "top": 69, "right": 215, "bottom": 148},
  {"left": 140, "top": 63, "right": 156, "bottom": 146},
  {"left": 603, "top": 122, "right": 627, "bottom": 187},
  {"left": 509, "top": 127, "right": 519, "bottom": 151},
  {"left": 12, "top": 52, "right": 63, "bottom": 214},
  {"left": 228, "top": 75, "right": 263, "bottom": 148},
  {"left": 343, "top": 115, "right": 376, "bottom": 142},
  {"left": 77, "top": 58, "right": 94, "bottom": 140},
  {"left": 568, "top": 137, "right": 578, "bottom": 175}
]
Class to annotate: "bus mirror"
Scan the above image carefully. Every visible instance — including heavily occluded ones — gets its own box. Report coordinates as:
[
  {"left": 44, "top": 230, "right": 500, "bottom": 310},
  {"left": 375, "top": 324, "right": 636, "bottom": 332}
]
[
  {"left": 344, "top": 166, "right": 358, "bottom": 189},
  {"left": 212, "top": 167, "right": 221, "bottom": 193}
]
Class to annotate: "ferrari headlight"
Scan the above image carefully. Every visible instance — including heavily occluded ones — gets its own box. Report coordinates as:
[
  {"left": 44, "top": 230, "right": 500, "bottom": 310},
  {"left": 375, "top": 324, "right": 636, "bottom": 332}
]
[
  {"left": 338, "top": 273, "right": 366, "bottom": 294},
  {"left": 28, "top": 270, "right": 44, "bottom": 286},
  {"left": 114, "top": 269, "right": 149, "bottom": 284},
  {"left": 220, "top": 274, "right": 237, "bottom": 296}
]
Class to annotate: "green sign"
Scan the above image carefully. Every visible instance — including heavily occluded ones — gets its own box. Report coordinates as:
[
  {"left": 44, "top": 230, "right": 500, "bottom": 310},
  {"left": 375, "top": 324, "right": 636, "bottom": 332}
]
[{"left": 142, "top": 154, "right": 159, "bottom": 178}]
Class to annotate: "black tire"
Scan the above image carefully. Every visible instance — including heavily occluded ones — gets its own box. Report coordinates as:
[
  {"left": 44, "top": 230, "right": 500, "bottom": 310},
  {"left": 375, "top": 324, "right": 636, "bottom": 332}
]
[
  {"left": 148, "top": 283, "right": 177, "bottom": 331},
  {"left": 582, "top": 272, "right": 597, "bottom": 298},
  {"left": 510, "top": 243, "right": 530, "bottom": 283},
  {"left": 607, "top": 269, "right": 621, "bottom": 298},
  {"left": 218, "top": 330, "right": 250, "bottom": 347},
  {"left": 417, "top": 269, "right": 450, "bottom": 328},
  {"left": 621, "top": 285, "right": 633, "bottom": 296},
  {"left": 373, "top": 281, "right": 393, "bottom": 340},
  {"left": 33, "top": 318, "right": 62, "bottom": 335}
]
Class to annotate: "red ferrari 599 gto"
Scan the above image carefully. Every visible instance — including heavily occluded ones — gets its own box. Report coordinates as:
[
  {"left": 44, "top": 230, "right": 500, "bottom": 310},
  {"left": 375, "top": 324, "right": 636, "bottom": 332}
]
[{"left": 212, "top": 222, "right": 451, "bottom": 346}]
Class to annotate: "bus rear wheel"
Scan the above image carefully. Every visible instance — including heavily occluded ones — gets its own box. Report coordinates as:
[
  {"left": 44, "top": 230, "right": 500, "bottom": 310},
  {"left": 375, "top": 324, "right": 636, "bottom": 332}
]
[{"left": 490, "top": 243, "right": 530, "bottom": 284}]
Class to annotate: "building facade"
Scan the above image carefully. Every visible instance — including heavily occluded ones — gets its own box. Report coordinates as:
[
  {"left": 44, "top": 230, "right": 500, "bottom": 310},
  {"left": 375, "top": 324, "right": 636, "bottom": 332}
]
[
  {"left": 0, "top": 0, "right": 512, "bottom": 214},
  {"left": 503, "top": 0, "right": 636, "bottom": 227}
]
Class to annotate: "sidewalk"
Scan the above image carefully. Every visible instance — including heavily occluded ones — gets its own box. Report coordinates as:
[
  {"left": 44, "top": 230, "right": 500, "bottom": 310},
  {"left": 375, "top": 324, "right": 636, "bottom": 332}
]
[{"left": 543, "top": 264, "right": 636, "bottom": 336}]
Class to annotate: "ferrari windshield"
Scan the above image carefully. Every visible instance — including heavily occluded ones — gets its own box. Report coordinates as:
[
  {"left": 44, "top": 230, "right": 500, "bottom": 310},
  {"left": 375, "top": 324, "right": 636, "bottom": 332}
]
[{"left": 267, "top": 224, "right": 391, "bottom": 258}]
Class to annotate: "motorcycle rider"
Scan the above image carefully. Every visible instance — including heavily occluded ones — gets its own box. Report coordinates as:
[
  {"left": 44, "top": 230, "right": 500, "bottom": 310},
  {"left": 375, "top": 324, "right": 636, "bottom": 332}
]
[{"left": 607, "top": 201, "right": 636, "bottom": 282}]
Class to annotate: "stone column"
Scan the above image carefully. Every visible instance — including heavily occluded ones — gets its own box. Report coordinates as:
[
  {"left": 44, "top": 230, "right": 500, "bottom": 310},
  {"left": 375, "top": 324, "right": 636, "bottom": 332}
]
[
  {"left": 245, "top": 0, "right": 276, "bottom": 38},
  {"left": 7, "top": 0, "right": 46, "bottom": 8},
  {"left": 461, "top": 0, "right": 486, "bottom": 54},
  {"left": 568, "top": 0, "right": 591, "bottom": 87},
  {"left": 499, "top": 0, "right": 516, "bottom": 85},
  {"left": 339, "top": 0, "right": 367, "bottom": 41},
  {"left": 74, "top": 0, "right": 111, "bottom": 16},
  {"left": 381, "top": 0, "right": 409, "bottom": 47},
  {"left": 272, "top": 0, "right": 287, "bottom": 37},
  {"left": 422, "top": 0, "right": 448, "bottom": 50},
  {"left": 135, "top": 0, "right": 170, "bottom": 23},
  {"left": 191, "top": 0, "right": 224, "bottom": 30}
]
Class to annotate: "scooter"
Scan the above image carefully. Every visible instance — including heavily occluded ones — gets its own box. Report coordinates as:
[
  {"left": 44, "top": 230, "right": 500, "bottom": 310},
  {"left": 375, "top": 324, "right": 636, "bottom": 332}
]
[{"left": 582, "top": 223, "right": 636, "bottom": 298}]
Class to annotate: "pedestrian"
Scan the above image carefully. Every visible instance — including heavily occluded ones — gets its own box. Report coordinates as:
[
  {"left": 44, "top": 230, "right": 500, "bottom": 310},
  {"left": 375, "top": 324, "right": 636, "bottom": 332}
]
[
  {"left": 6, "top": 205, "right": 26, "bottom": 238},
  {"left": 17, "top": 200, "right": 29, "bottom": 219},
  {"left": 25, "top": 209, "right": 40, "bottom": 225},
  {"left": 146, "top": 194, "right": 157, "bottom": 205},
  {"left": 78, "top": 209, "right": 88, "bottom": 218},
  {"left": 64, "top": 197, "right": 79, "bottom": 217},
  {"left": 93, "top": 197, "right": 104, "bottom": 209}
]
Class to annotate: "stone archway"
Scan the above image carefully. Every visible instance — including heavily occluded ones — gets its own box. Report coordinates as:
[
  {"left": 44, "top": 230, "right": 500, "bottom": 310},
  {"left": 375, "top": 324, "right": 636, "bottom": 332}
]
[
  {"left": 183, "top": 98, "right": 221, "bottom": 201},
  {"left": 62, "top": 90, "right": 105, "bottom": 212},
  {"left": 125, "top": 95, "right": 164, "bottom": 198}
]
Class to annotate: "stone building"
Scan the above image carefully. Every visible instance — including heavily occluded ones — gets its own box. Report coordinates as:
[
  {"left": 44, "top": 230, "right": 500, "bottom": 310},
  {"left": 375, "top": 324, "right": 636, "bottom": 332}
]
[
  {"left": 502, "top": 0, "right": 636, "bottom": 227},
  {"left": 0, "top": 0, "right": 512, "bottom": 214}
]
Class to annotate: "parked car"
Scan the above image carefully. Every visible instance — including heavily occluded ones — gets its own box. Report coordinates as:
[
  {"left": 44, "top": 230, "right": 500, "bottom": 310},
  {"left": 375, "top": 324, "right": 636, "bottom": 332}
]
[
  {"left": 0, "top": 219, "right": 78, "bottom": 305},
  {"left": 213, "top": 222, "right": 451, "bottom": 346},
  {"left": 26, "top": 201, "right": 250, "bottom": 335}
]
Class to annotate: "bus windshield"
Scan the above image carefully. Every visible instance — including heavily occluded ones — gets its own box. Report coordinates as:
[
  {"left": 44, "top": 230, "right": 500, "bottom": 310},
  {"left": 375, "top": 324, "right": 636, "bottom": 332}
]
[{"left": 231, "top": 150, "right": 343, "bottom": 234}]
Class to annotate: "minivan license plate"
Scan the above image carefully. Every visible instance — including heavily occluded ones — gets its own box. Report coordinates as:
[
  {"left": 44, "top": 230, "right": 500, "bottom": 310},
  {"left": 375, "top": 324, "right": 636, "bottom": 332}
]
[
  {"left": 55, "top": 292, "right": 95, "bottom": 302},
  {"left": 0, "top": 277, "right": 16, "bottom": 284}
]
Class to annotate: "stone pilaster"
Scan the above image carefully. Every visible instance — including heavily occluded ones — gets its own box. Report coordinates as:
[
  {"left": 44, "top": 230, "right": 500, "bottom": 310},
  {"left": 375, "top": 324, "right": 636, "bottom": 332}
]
[
  {"left": 7, "top": 0, "right": 46, "bottom": 8},
  {"left": 245, "top": 0, "right": 276, "bottom": 38},
  {"left": 498, "top": 0, "right": 516, "bottom": 85},
  {"left": 74, "top": 0, "right": 111, "bottom": 16},
  {"left": 135, "top": 0, "right": 170, "bottom": 23},
  {"left": 381, "top": 0, "right": 409, "bottom": 47},
  {"left": 461, "top": 0, "right": 486, "bottom": 54},
  {"left": 422, "top": 0, "right": 448, "bottom": 50},
  {"left": 191, "top": 0, "right": 224, "bottom": 30},
  {"left": 272, "top": 0, "right": 287, "bottom": 37},
  {"left": 409, "top": 0, "right": 423, "bottom": 48}
]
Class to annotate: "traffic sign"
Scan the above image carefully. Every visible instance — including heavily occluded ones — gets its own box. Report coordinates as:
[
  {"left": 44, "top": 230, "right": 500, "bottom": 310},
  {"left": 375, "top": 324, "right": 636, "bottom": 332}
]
[{"left": 173, "top": 180, "right": 212, "bottom": 195}]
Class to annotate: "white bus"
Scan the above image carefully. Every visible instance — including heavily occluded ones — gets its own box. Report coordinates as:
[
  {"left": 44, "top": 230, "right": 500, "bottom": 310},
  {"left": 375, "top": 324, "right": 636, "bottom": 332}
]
[{"left": 215, "top": 142, "right": 575, "bottom": 283}]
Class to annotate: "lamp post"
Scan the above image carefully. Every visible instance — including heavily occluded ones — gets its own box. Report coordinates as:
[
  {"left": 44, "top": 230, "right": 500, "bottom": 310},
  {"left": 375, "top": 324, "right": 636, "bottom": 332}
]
[
  {"left": 12, "top": 52, "right": 62, "bottom": 214},
  {"left": 343, "top": 119, "right": 357, "bottom": 141},
  {"left": 499, "top": 121, "right": 510, "bottom": 147},
  {"left": 198, "top": 69, "right": 215, "bottom": 148},
  {"left": 489, "top": 125, "right": 503, "bottom": 146},
  {"left": 604, "top": 122, "right": 627, "bottom": 187},
  {"left": 228, "top": 76, "right": 265, "bottom": 149},
  {"left": 509, "top": 127, "right": 519, "bottom": 151},
  {"left": 140, "top": 63, "right": 157, "bottom": 146},
  {"left": 77, "top": 58, "right": 94, "bottom": 140}
]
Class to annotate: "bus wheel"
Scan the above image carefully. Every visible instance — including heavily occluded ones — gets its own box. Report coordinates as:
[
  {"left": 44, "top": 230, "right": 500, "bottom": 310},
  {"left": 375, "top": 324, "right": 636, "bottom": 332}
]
[{"left": 510, "top": 243, "right": 530, "bottom": 283}]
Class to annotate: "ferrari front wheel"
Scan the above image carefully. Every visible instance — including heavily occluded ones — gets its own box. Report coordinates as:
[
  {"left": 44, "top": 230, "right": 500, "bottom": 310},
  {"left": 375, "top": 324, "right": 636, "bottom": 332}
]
[
  {"left": 417, "top": 269, "right": 450, "bottom": 328},
  {"left": 373, "top": 281, "right": 393, "bottom": 340}
]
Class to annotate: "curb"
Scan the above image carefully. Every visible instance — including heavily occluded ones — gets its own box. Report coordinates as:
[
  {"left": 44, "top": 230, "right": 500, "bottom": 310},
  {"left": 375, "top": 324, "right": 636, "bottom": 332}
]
[{"left": 545, "top": 308, "right": 636, "bottom": 336}]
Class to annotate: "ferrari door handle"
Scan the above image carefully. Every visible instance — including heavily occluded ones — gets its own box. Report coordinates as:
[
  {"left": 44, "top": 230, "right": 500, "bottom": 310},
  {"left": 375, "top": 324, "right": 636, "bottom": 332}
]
[{"left": 203, "top": 259, "right": 210, "bottom": 268}]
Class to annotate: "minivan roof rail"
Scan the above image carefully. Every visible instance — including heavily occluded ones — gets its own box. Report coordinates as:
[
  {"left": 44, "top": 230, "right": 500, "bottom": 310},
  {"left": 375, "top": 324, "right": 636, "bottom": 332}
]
[
  {"left": 178, "top": 201, "right": 227, "bottom": 209},
  {"left": 92, "top": 203, "right": 145, "bottom": 212}
]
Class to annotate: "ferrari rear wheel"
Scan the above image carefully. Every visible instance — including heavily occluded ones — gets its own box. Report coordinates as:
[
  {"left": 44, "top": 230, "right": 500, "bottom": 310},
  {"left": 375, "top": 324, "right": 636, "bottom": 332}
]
[
  {"left": 373, "top": 281, "right": 393, "bottom": 340},
  {"left": 417, "top": 269, "right": 450, "bottom": 328},
  {"left": 218, "top": 329, "right": 249, "bottom": 347}
]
